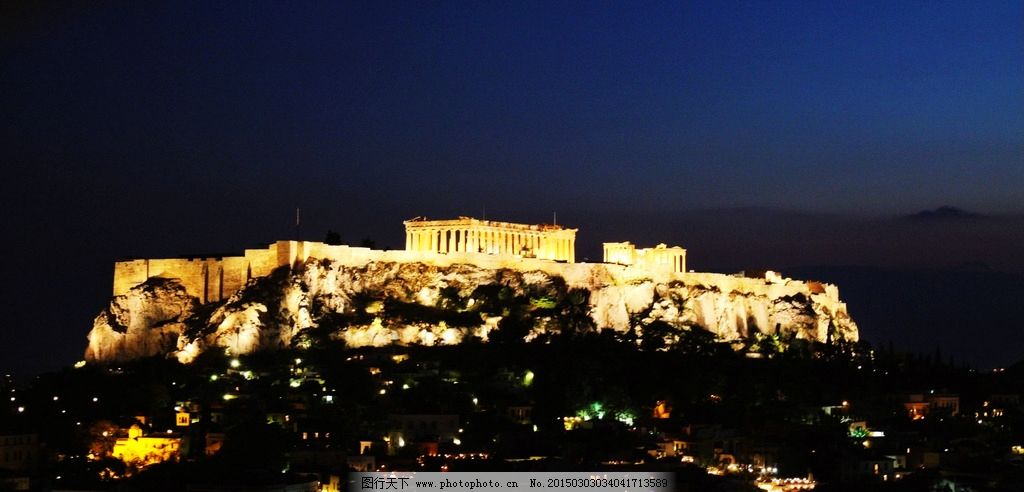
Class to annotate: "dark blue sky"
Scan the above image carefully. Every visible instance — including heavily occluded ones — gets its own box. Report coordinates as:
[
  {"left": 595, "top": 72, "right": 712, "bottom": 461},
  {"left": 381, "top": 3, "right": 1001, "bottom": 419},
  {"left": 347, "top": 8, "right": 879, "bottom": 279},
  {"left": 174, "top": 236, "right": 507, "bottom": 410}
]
[{"left": 2, "top": 1, "right": 1023, "bottom": 375}]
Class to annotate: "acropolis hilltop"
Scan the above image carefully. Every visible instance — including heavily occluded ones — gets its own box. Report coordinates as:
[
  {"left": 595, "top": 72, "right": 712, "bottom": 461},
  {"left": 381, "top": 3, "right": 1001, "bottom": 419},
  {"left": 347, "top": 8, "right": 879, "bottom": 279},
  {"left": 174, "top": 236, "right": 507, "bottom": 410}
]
[{"left": 91, "top": 216, "right": 858, "bottom": 364}]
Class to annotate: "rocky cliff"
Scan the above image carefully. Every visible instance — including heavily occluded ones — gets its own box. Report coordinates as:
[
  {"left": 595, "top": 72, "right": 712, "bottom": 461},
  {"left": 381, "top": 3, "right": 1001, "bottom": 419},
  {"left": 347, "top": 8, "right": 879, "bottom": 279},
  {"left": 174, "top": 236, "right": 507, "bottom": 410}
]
[{"left": 85, "top": 259, "right": 858, "bottom": 363}]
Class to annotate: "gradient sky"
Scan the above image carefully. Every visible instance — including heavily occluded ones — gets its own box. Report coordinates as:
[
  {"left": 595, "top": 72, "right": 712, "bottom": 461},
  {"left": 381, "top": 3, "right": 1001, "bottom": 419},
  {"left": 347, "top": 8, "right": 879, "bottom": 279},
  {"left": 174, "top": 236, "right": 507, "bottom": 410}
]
[{"left": 2, "top": 1, "right": 1023, "bottom": 376}]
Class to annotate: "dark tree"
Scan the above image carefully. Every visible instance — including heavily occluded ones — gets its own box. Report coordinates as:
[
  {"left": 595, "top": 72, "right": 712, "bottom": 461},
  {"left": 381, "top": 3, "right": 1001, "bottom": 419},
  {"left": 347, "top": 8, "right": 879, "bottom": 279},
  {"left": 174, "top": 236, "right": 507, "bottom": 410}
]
[{"left": 324, "top": 230, "right": 342, "bottom": 245}]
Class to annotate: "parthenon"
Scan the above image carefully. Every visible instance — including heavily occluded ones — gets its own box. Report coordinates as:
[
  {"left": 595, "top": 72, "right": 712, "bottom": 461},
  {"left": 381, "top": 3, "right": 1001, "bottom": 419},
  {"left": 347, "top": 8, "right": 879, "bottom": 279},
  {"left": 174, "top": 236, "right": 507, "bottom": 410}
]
[{"left": 403, "top": 216, "right": 577, "bottom": 262}]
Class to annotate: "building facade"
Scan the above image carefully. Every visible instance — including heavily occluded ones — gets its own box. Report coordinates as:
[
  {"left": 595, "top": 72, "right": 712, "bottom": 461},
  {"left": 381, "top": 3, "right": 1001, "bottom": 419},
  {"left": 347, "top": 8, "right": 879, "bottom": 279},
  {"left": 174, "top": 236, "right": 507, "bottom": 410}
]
[
  {"left": 0, "top": 433, "right": 38, "bottom": 472},
  {"left": 404, "top": 217, "right": 577, "bottom": 262},
  {"left": 112, "top": 424, "right": 181, "bottom": 468}
]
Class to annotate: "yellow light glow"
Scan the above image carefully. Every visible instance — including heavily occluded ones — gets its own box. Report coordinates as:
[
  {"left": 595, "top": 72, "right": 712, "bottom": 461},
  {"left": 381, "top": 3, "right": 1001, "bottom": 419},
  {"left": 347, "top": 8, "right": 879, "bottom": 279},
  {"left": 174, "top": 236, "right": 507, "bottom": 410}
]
[{"left": 112, "top": 425, "right": 181, "bottom": 469}]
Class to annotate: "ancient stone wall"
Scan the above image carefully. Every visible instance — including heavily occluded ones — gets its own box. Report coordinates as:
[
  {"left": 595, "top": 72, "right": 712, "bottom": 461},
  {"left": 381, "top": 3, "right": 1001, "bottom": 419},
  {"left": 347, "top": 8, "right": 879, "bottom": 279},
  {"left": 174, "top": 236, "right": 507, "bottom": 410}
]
[{"left": 113, "top": 240, "right": 846, "bottom": 329}]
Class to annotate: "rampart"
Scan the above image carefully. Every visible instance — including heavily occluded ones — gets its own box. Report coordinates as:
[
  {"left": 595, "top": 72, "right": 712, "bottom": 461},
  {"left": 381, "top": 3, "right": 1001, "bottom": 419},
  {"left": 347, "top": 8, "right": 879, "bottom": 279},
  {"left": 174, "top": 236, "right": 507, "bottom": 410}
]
[{"left": 113, "top": 240, "right": 844, "bottom": 309}]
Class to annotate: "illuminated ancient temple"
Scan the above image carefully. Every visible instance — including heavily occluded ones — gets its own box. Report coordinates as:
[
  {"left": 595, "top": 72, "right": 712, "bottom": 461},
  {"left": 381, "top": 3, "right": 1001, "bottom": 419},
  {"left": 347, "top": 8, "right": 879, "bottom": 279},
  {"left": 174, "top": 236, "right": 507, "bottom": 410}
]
[
  {"left": 603, "top": 241, "right": 687, "bottom": 274},
  {"left": 404, "top": 216, "right": 577, "bottom": 262}
]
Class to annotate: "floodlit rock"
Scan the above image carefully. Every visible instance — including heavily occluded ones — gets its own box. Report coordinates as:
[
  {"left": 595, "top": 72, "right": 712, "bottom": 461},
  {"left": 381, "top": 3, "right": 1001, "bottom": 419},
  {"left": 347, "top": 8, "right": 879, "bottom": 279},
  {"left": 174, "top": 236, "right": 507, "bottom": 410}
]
[
  {"left": 85, "top": 278, "right": 198, "bottom": 362},
  {"left": 84, "top": 259, "right": 858, "bottom": 363}
]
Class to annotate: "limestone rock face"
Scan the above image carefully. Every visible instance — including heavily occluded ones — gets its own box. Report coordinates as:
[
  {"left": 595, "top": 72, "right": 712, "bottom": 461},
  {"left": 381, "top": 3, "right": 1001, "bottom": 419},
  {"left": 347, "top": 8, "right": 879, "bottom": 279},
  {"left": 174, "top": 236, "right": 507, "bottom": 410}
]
[
  {"left": 84, "top": 260, "right": 859, "bottom": 363},
  {"left": 85, "top": 278, "right": 199, "bottom": 362}
]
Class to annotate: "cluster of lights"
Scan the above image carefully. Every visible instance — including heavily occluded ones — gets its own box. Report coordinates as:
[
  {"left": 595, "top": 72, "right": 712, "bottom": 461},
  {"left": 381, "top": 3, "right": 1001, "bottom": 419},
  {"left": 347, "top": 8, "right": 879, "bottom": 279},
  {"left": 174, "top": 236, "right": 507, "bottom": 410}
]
[
  {"left": 754, "top": 476, "right": 816, "bottom": 491},
  {"left": 439, "top": 452, "right": 487, "bottom": 459}
]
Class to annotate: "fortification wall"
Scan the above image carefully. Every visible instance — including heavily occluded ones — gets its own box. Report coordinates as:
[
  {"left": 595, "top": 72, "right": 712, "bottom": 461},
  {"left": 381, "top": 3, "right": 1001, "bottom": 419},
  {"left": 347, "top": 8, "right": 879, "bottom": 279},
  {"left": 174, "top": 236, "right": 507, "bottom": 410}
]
[
  {"left": 113, "top": 260, "right": 150, "bottom": 298},
  {"left": 113, "top": 241, "right": 844, "bottom": 319}
]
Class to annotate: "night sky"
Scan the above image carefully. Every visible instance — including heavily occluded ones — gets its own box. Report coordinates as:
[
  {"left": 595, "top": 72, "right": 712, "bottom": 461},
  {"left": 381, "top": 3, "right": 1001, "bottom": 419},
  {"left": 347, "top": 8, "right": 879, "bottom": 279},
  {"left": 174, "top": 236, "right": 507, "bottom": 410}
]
[{"left": 2, "top": 1, "right": 1023, "bottom": 377}]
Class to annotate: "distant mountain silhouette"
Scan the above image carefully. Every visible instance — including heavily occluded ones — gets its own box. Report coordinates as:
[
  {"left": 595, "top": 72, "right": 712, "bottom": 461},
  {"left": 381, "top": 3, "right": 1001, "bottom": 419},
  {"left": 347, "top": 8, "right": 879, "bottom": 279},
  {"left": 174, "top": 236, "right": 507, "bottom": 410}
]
[{"left": 908, "top": 206, "right": 982, "bottom": 220}]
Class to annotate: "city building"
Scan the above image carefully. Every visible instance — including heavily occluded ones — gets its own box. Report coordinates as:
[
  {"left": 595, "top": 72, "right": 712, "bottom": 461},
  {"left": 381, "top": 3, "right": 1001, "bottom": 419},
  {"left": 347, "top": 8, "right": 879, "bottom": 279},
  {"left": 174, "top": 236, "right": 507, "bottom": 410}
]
[
  {"left": 111, "top": 424, "right": 181, "bottom": 468},
  {"left": 386, "top": 414, "right": 459, "bottom": 456},
  {"left": 0, "top": 433, "right": 39, "bottom": 472}
]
